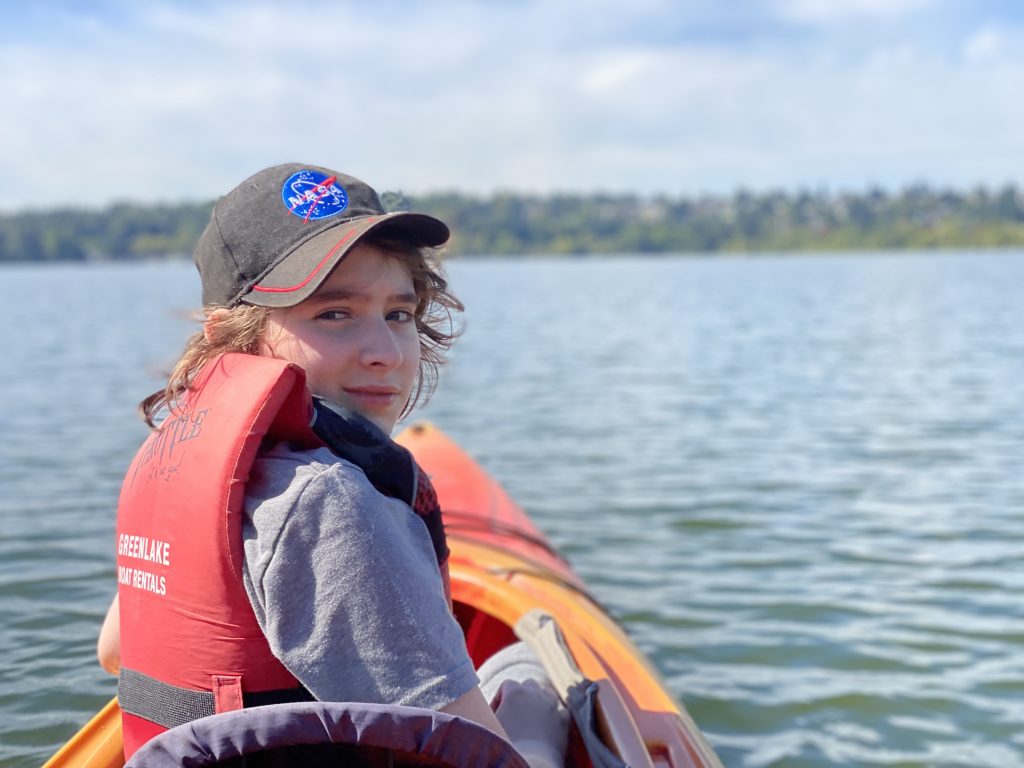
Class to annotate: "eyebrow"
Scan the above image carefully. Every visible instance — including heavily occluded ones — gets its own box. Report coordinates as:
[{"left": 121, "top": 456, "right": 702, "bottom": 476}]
[{"left": 306, "top": 288, "right": 419, "bottom": 305}]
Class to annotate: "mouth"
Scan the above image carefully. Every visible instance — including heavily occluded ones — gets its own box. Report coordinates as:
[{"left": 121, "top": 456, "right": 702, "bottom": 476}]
[{"left": 342, "top": 386, "right": 401, "bottom": 410}]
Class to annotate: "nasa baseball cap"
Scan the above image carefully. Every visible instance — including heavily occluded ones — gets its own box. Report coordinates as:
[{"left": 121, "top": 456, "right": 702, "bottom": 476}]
[{"left": 194, "top": 163, "right": 450, "bottom": 308}]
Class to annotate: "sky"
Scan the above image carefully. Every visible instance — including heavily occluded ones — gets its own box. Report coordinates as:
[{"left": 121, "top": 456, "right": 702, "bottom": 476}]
[{"left": 1, "top": 0, "right": 1023, "bottom": 210}]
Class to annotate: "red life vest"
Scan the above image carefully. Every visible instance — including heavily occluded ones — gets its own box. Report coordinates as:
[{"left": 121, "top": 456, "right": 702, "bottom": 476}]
[{"left": 115, "top": 353, "right": 450, "bottom": 759}]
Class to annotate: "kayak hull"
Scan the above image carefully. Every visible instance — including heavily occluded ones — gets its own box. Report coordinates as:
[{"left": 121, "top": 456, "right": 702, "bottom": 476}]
[
  {"left": 403, "top": 424, "right": 720, "bottom": 768},
  {"left": 44, "top": 423, "right": 720, "bottom": 768}
]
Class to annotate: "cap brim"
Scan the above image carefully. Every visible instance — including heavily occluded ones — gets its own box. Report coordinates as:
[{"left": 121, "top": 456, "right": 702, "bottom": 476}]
[{"left": 241, "top": 212, "right": 449, "bottom": 308}]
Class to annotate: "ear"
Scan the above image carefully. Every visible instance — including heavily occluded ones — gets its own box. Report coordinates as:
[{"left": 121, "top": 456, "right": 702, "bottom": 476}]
[{"left": 203, "top": 308, "right": 230, "bottom": 343}]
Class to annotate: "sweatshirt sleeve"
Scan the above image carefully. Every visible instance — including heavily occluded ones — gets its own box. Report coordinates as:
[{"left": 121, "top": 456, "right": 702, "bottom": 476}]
[{"left": 241, "top": 446, "right": 478, "bottom": 710}]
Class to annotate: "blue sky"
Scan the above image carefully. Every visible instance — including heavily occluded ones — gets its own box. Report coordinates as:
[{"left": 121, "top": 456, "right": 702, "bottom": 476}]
[{"left": 1, "top": 0, "right": 1022, "bottom": 209}]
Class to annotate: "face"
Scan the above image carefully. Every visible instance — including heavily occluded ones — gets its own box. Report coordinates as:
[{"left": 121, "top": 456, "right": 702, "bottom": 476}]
[{"left": 260, "top": 243, "right": 421, "bottom": 434}]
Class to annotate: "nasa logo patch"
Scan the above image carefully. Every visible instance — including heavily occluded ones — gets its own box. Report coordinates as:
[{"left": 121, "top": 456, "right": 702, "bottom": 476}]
[{"left": 281, "top": 170, "right": 349, "bottom": 221}]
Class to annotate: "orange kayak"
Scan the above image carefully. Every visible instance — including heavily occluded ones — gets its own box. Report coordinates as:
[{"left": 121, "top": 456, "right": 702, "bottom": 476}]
[{"left": 45, "top": 423, "right": 721, "bottom": 768}]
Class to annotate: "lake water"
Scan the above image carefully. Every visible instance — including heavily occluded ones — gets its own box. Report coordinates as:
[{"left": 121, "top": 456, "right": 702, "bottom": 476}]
[{"left": 2, "top": 251, "right": 1023, "bottom": 767}]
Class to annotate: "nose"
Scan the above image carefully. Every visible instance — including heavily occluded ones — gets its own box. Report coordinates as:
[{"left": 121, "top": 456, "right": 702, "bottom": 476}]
[{"left": 358, "top": 317, "right": 404, "bottom": 369}]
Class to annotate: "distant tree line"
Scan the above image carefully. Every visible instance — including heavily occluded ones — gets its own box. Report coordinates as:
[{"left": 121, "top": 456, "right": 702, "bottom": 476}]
[
  {"left": 0, "top": 202, "right": 213, "bottom": 263},
  {"left": 3, "top": 184, "right": 1024, "bottom": 263}
]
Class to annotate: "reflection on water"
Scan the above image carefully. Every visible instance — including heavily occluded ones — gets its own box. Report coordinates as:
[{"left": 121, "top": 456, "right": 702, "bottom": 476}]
[{"left": 2, "top": 252, "right": 1023, "bottom": 766}]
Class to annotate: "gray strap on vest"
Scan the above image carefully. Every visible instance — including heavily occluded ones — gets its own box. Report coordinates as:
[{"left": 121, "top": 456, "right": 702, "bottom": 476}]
[
  {"left": 119, "top": 668, "right": 215, "bottom": 728},
  {"left": 119, "top": 667, "right": 316, "bottom": 730}
]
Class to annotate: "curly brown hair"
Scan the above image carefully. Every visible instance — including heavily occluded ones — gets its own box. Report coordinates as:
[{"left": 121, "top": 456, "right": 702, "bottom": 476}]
[{"left": 140, "top": 236, "right": 463, "bottom": 428}]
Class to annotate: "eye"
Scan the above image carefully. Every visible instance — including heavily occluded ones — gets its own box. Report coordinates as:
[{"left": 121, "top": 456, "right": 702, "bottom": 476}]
[
  {"left": 316, "top": 309, "right": 351, "bottom": 321},
  {"left": 388, "top": 309, "right": 415, "bottom": 323}
]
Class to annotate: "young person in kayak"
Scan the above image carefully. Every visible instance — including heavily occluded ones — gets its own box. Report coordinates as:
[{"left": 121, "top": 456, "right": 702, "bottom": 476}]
[{"left": 97, "top": 164, "right": 566, "bottom": 765}]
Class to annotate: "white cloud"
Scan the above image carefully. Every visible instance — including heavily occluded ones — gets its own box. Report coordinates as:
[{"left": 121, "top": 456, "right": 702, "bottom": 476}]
[
  {"left": 779, "top": 0, "right": 936, "bottom": 25},
  {"left": 0, "top": 1, "right": 1022, "bottom": 209},
  {"left": 963, "top": 27, "right": 1005, "bottom": 62}
]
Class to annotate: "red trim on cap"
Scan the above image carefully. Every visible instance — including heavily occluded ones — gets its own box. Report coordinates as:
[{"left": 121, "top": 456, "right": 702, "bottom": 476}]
[{"left": 252, "top": 222, "right": 373, "bottom": 294}]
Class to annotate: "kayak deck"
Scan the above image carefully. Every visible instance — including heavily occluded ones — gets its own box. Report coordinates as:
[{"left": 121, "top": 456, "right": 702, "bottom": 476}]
[{"left": 45, "top": 423, "right": 720, "bottom": 768}]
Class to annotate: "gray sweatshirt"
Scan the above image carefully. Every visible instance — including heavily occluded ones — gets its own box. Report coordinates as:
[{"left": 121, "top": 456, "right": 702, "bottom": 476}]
[{"left": 241, "top": 443, "right": 478, "bottom": 710}]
